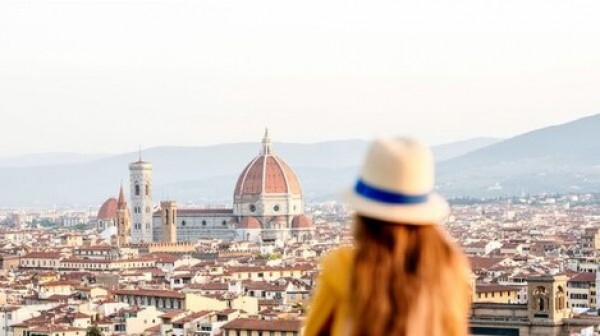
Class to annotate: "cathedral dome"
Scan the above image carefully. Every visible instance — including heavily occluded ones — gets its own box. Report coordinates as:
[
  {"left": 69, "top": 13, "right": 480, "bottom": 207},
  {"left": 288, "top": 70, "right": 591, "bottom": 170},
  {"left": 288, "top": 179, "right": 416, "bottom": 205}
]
[
  {"left": 97, "top": 198, "right": 118, "bottom": 220},
  {"left": 292, "top": 215, "right": 314, "bottom": 229},
  {"left": 234, "top": 130, "right": 302, "bottom": 198}
]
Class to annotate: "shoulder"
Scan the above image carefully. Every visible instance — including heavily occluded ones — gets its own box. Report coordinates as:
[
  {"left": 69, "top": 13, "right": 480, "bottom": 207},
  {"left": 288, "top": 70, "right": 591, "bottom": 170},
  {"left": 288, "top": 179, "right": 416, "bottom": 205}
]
[
  {"left": 319, "top": 247, "right": 355, "bottom": 294},
  {"left": 321, "top": 246, "right": 354, "bottom": 268}
]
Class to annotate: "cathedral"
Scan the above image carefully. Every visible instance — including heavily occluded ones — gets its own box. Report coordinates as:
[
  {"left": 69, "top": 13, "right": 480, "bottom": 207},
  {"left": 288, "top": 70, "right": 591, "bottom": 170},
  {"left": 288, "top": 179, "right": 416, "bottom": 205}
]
[{"left": 97, "top": 130, "right": 315, "bottom": 244}]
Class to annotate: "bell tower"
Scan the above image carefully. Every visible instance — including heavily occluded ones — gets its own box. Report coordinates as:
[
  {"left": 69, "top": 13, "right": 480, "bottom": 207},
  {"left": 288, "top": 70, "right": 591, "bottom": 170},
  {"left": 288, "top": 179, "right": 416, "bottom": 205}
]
[
  {"left": 129, "top": 150, "right": 153, "bottom": 242},
  {"left": 161, "top": 201, "right": 177, "bottom": 243},
  {"left": 527, "top": 275, "right": 570, "bottom": 323},
  {"left": 115, "top": 184, "right": 131, "bottom": 247}
]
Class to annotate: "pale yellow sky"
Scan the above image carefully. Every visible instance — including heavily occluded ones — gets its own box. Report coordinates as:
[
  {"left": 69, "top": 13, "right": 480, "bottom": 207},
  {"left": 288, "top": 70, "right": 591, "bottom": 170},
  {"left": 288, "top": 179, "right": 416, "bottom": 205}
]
[{"left": 0, "top": 0, "right": 599, "bottom": 155}]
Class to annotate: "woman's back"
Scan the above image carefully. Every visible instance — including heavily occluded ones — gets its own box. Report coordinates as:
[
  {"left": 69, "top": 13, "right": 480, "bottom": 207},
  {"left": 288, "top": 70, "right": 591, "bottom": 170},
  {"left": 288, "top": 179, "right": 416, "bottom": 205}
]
[
  {"left": 350, "top": 217, "right": 471, "bottom": 336},
  {"left": 304, "top": 218, "right": 471, "bottom": 336},
  {"left": 304, "top": 138, "right": 472, "bottom": 336}
]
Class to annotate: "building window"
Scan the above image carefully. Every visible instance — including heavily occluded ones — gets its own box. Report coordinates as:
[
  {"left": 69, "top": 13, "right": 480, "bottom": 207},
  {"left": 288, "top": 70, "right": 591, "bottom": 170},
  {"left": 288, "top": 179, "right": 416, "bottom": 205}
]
[
  {"left": 273, "top": 205, "right": 280, "bottom": 212},
  {"left": 146, "top": 184, "right": 150, "bottom": 195},
  {"left": 249, "top": 204, "right": 256, "bottom": 212},
  {"left": 135, "top": 184, "right": 140, "bottom": 196},
  {"left": 222, "top": 220, "right": 227, "bottom": 226},
  {"left": 202, "top": 221, "right": 207, "bottom": 226},
  {"left": 182, "top": 221, "right": 186, "bottom": 226}
]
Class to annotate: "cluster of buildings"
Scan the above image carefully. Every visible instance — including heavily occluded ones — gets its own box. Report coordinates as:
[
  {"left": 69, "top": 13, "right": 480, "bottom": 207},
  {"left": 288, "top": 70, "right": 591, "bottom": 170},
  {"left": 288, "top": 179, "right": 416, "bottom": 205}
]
[
  {"left": 0, "top": 200, "right": 345, "bottom": 336},
  {"left": 0, "top": 209, "right": 94, "bottom": 229},
  {"left": 448, "top": 194, "right": 600, "bottom": 335}
]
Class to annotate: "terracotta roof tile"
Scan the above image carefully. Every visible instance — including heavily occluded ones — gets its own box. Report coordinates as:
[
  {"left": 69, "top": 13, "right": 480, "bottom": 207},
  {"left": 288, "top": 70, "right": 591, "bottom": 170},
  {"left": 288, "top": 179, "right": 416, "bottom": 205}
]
[{"left": 221, "top": 318, "right": 302, "bottom": 332}]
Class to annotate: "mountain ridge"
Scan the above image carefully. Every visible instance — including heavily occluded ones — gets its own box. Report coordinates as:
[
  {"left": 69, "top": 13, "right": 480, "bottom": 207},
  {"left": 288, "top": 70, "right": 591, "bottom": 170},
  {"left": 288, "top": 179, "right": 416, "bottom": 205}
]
[
  {"left": 437, "top": 113, "right": 600, "bottom": 196},
  {"left": 0, "top": 137, "right": 499, "bottom": 207}
]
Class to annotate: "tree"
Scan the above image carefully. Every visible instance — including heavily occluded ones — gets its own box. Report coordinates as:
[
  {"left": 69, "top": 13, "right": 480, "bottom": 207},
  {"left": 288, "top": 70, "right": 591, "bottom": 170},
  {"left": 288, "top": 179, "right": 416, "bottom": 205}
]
[
  {"left": 86, "top": 325, "right": 103, "bottom": 336},
  {"left": 292, "top": 302, "right": 306, "bottom": 314}
]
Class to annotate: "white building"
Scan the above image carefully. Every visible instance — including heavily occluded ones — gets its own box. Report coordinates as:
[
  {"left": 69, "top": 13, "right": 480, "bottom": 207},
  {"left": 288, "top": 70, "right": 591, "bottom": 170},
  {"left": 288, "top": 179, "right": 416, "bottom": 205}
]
[
  {"left": 0, "top": 304, "right": 59, "bottom": 336},
  {"left": 568, "top": 272, "right": 596, "bottom": 309}
]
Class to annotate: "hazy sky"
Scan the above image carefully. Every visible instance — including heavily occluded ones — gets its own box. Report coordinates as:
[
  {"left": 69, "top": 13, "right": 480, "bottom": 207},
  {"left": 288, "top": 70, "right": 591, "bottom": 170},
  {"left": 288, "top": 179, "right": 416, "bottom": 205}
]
[{"left": 1, "top": 0, "right": 600, "bottom": 156}]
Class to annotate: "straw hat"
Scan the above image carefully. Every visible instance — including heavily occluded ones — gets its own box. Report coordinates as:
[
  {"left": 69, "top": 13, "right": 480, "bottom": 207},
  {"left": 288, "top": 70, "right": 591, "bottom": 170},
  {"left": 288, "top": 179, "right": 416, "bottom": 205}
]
[{"left": 343, "top": 137, "right": 449, "bottom": 224}]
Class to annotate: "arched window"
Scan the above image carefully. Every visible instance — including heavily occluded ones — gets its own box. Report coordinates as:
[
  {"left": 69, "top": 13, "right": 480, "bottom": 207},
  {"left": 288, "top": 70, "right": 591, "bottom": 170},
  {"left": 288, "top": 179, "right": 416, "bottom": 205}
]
[
  {"left": 135, "top": 184, "right": 140, "bottom": 196},
  {"left": 556, "top": 286, "right": 565, "bottom": 310},
  {"left": 532, "top": 286, "right": 548, "bottom": 312}
]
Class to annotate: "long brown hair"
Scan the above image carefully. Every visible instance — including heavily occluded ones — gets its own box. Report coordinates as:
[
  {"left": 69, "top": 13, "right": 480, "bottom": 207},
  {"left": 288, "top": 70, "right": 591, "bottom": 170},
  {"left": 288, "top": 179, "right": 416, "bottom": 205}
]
[{"left": 350, "top": 215, "right": 472, "bottom": 336}]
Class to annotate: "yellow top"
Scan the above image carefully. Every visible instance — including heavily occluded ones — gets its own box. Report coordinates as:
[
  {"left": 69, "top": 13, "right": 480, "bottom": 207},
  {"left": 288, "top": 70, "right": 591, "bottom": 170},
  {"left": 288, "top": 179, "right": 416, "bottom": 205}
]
[{"left": 304, "top": 247, "right": 355, "bottom": 336}]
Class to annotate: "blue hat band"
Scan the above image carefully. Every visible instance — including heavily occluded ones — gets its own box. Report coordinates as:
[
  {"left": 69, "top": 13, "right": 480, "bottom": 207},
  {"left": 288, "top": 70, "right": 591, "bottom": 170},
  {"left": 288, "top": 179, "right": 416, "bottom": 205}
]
[{"left": 354, "top": 179, "right": 430, "bottom": 205}]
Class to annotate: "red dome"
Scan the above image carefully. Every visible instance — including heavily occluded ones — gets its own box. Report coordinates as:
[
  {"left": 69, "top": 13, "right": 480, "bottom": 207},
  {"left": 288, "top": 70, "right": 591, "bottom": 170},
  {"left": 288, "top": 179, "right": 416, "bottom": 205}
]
[
  {"left": 97, "top": 198, "right": 118, "bottom": 220},
  {"left": 235, "top": 156, "right": 301, "bottom": 196},
  {"left": 234, "top": 130, "right": 302, "bottom": 197},
  {"left": 239, "top": 217, "right": 262, "bottom": 229},
  {"left": 292, "top": 215, "right": 314, "bottom": 229}
]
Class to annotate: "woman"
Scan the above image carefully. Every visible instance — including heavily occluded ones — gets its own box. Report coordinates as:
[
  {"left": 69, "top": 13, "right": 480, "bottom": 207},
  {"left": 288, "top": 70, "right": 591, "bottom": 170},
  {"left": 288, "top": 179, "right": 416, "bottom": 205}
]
[{"left": 304, "top": 138, "right": 472, "bottom": 336}]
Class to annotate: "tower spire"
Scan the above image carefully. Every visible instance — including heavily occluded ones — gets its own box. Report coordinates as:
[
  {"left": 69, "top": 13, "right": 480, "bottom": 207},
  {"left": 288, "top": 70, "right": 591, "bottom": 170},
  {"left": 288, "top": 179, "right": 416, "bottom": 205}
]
[
  {"left": 262, "top": 128, "right": 273, "bottom": 155},
  {"left": 117, "top": 183, "right": 126, "bottom": 208}
]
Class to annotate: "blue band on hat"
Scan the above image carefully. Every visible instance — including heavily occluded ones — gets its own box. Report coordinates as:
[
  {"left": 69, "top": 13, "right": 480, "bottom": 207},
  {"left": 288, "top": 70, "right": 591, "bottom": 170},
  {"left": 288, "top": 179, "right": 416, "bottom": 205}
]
[{"left": 354, "top": 179, "right": 429, "bottom": 204}]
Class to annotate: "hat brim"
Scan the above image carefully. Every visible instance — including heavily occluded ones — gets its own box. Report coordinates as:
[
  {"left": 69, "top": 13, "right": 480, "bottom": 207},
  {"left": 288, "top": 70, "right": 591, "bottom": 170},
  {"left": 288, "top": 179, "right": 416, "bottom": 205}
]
[{"left": 342, "top": 188, "right": 449, "bottom": 225}]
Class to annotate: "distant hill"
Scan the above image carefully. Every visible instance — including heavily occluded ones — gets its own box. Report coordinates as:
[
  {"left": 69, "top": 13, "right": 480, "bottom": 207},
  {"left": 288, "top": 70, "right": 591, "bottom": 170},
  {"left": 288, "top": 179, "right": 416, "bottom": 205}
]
[
  {"left": 432, "top": 137, "right": 502, "bottom": 162},
  {"left": 0, "top": 137, "right": 498, "bottom": 207},
  {"left": 437, "top": 114, "right": 600, "bottom": 197},
  {"left": 0, "top": 153, "right": 111, "bottom": 168}
]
